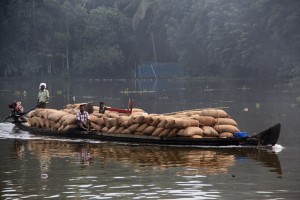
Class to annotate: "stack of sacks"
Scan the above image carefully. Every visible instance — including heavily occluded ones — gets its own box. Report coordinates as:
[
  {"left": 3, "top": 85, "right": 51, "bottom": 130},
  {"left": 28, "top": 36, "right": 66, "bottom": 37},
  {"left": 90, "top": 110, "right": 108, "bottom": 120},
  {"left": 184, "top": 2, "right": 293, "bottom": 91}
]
[
  {"left": 26, "top": 105, "right": 240, "bottom": 138},
  {"left": 87, "top": 109, "right": 204, "bottom": 138},
  {"left": 168, "top": 108, "right": 240, "bottom": 138},
  {"left": 27, "top": 108, "right": 78, "bottom": 131}
]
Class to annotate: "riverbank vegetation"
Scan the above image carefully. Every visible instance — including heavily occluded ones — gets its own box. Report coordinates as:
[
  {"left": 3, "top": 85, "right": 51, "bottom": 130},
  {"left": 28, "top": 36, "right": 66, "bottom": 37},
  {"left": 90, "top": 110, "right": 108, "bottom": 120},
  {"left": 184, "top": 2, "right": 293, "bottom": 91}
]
[{"left": 0, "top": 0, "right": 299, "bottom": 79}]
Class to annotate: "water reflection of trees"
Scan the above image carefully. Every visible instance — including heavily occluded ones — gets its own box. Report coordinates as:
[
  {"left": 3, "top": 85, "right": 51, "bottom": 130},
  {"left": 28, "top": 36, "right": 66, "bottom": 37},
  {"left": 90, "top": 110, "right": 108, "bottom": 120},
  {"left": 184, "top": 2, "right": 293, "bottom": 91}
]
[{"left": 25, "top": 140, "right": 282, "bottom": 176}]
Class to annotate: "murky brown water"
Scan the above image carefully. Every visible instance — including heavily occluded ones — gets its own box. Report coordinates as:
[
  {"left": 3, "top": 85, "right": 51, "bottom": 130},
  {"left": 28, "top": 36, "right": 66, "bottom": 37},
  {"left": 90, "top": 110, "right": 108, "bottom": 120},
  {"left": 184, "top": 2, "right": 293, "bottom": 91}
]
[{"left": 0, "top": 78, "right": 299, "bottom": 199}]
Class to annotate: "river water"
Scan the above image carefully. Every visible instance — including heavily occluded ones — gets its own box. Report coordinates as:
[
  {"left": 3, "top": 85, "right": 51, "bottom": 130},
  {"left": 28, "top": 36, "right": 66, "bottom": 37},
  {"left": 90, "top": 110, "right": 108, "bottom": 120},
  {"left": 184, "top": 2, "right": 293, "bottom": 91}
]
[{"left": 0, "top": 78, "right": 299, "bottom": 199}]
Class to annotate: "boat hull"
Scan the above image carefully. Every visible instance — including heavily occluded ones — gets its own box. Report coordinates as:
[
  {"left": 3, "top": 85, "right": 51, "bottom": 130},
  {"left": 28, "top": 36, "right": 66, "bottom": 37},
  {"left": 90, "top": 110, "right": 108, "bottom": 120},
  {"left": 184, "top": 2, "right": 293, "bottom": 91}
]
[{"left": 14, "top": 122, "right": 280, "bottom": 147}]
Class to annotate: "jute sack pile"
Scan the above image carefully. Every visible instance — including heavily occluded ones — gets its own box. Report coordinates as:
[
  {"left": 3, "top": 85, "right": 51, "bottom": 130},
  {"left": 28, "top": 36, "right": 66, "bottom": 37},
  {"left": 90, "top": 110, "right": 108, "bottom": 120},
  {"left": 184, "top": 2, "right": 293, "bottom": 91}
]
[
  {"left": 27, "top": 109, "right": 79, "bottom": 131},
  {"left": 26, "top": 105, "right": 240, "bottom": 138},
  {"left": 164, "top": 108, "right": 240, "bottom": 138}
]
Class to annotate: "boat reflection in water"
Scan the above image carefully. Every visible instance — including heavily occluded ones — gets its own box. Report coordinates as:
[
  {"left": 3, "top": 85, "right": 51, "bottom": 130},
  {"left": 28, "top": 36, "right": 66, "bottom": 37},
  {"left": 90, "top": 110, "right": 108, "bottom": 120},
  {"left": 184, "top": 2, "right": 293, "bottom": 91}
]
[{"left": 20, "top": 140, "right": 282, "bottom": 177}]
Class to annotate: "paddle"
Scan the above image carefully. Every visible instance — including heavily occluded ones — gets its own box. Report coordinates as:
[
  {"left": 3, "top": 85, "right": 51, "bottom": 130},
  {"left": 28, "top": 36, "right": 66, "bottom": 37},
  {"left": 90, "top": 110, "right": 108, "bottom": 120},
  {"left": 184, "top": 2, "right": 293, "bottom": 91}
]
[
  {"left": 1, "top": 105, "right": 37, "bottom": 123},
  {"left": 1, "top": 115, "right": 13, "bottom": 123}
]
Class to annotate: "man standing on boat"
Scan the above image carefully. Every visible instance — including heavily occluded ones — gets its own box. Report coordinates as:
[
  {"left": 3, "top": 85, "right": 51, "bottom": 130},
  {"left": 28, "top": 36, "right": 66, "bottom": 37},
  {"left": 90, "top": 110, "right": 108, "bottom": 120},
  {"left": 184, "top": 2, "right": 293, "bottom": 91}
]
[
  {"left": 76, "top": 104, "right": 90, "bottom": 131},
  {"left": 37, "top": 83, "right": 49, "bottom": 108}
]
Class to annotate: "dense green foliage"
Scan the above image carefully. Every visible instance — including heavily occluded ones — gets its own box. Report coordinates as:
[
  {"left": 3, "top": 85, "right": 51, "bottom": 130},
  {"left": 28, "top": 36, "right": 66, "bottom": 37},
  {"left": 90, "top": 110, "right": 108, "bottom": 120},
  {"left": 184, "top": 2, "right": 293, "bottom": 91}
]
[{"left": 0, "top": 0, "right": 299, "bottom": 78}]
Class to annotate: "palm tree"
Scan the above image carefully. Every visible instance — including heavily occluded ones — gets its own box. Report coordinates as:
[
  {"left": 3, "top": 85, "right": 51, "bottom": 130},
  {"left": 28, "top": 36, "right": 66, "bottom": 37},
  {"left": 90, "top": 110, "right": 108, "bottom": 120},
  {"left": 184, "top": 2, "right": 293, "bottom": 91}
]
[{"left": 114, "top": 0, "right": 157, "bottom": 61}]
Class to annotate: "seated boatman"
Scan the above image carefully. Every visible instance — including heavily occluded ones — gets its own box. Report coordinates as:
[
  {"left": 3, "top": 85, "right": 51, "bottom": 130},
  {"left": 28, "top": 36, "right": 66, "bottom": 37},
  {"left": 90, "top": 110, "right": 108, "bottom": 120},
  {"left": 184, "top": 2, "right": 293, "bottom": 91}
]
[{"left": 76, "top": 104, "right": 90, "bottom": 131}]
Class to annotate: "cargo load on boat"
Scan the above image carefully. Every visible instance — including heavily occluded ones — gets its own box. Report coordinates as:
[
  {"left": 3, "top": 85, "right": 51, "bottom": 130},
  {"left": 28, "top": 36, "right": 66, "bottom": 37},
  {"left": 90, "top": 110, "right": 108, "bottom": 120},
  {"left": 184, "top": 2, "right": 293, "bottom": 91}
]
[{"left": 26, "top": 104, "right": 240, "bottom": 138}]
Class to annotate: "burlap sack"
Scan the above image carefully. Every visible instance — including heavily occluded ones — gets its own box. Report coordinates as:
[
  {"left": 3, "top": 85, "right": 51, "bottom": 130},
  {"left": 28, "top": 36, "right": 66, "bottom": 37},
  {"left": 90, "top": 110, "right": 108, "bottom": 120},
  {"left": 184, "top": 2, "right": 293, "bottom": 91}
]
[
  {"left": 165, "top": 118, "right": 175, "bottom": 129},
  {"left": 48, "top": 111, "right": 67, "bottom": 122},
  {"left": 33, "top": 109, "right": 44, "bottom": 118},
  {"left": 150, "top": 117, "right": 160, "bottom": 127},
  {"left": 117, "top": 116, "right": 130, "bottom": 125},
  {"left": 167, "top": 128, "right": 179, "bottom": 137},
  {"left": 174, "top": 118, "right": 200, "bottom": 129},
  {"left": 215, "top": 118, "right": 238, "bottom": 126},
  {"left": 48, "top": 120, "right": 56, "bottom": 130},
  {"left": 44, "top": 109, "right": 58, "bottom": 118},
  {"left": 202, "top": 109, "right": 229, "bottom": 118},
  {"left": 27, "top": 110, "right": 36, "bottom": 118},
  {"left": 92, "top": 112, "right": 103, "bottom": 118},
  {"left": 190, "top": 110, "right": 203, "bottom": 116},
  {"left": 132, "top": 108, "right": 144, "bottom": 113},
  {"left": 178, "top": 127, "right": 203, "bottom": 137},
  {"left": 39, "top": 110, "right": 48, "bottom": 119},
  {"left": 34, "top": 117, "right": 44, "bottom": 128},
  {"left": 219, "top": 132, "right": 234, "bottom": 138},
  {"left": 64, "top": 103, "right": 80, "bottom": 109},
  {"left": 136, "top": 123, "right": 148, "bottom": 132},
  {"left": 90, "top": 122, "right": 102, "bottom": 132},
  {"left": 132, "top": 115, "right": 145, "bottom": 124},
  {"left": 177, "top": 129, "right": 184, "bottom": 136},
  {"left": 120, "top": 120, "right": 130, "bottom": 128},
  {"left": 58, "top": 114, "right": 74, "bottom": 125},
  {"left": 177, "top": 111, "right": 188, "bottom": 116},
  {"left": 214, "top": 125, "right": 240, "bottom": 134},
  {"left": 89, "top": 115, "right": 103, "bottom": 125},
  {"left": 101, "top": 127, "right": 109, "bottom": 132},
  {"left": 115, "top": 127, "right": 125, "bottom": 134},
  {"left": 23, "top": 122, "right": 30, "bottom": 127},
  {"left": 144, "top": 115, "right": 153, "bottom": 125},
  {"left": 128, "top": 124, "right": 140, "bottom": 132},
  {"left": 151, "top": 127, "right": 164, "bottom": 136},
  {"left": 203, "top": 126, "right": 219, "bottom": 137},
  {"left": 126, "top": 116, "right": 135, "bottom": 127},
  {"left": 27, "top": 117, "right": 34, "bottom": 127},
  {"left": 62, "top": 115, "right": 77, "bottom": 126},
  {"left": 105, "top": 112, "right": 119, "bottom": 119},
  {"left": 54, "top": 121, "right": 62, "bottom": 130},
  {"left": 192, "top": 115, "right": 217, "bottom": 126},
  {"left": 121, "top": 129, "right": 132, "bottom": 134},
  {"left": 157, "top": 119, "right": 168, "bottom": 128},
  {"left": 108, "top": 118, "right": 119, "bottom": 127},
  {"left": 191, "top": 135, "right": 203, "bottom": 138},
  {"left": 142, "top": 126, "right": 156, "bottom": 135},
  {"left": 93, "top": 106, "right": 100, "bottom": 112},
  {"left": 159, "top": 129, "right": 171, "bottom": 137},
  {"left": 58, "top": 124, "right": 65, "bottom": 132},
  {"left": 185, "top": 111, "right": 195, "bottom": 117},
  {"left": 173, "top": 114, "right": 188, "bottom": 118},
  {"left": 104, "top": 118, "right": 112, "bottom": 129},
  {"left": 62, "top": 109, "right": 77, "bottom": 115},
  {"left": 44, "top": 119, "right": 50, "bottom": 129},
  {"left": 108, "top": 126, "right": 117, "bottom": 133},
  {"left": 103, "top": 116, "right": 109, "bottom": 124}
]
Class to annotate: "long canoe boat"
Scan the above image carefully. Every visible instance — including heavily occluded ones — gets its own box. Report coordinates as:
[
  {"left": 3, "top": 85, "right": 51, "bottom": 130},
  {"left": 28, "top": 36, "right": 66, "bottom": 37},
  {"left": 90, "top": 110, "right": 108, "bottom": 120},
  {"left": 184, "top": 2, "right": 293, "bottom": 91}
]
[
  {"left": 6, "top": 100, "right": 281, "bottom": 147},
  {"left": 13, "top": 120, "right": 281, "bottom": 147}
]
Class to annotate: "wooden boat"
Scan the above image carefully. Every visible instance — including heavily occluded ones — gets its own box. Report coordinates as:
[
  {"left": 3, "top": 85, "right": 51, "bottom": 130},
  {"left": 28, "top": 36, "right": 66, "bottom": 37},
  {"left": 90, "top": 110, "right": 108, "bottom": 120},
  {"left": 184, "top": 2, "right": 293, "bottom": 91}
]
[
  {"left": 6, "top": 100, "right": 280, "bottom": 147},
  {"left": 13, "top": 120, "right": 281, "bottom": 147}
]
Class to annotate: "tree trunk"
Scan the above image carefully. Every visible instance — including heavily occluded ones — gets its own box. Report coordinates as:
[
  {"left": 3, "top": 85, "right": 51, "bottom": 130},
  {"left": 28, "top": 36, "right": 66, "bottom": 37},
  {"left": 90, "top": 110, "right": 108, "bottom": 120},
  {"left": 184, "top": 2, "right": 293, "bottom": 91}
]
[
  {"left": 66, "top": 24, "right": 70, "bottom": 70},
  {"left": 151, "top": 31, "right": 157, "bottom": 62}
]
